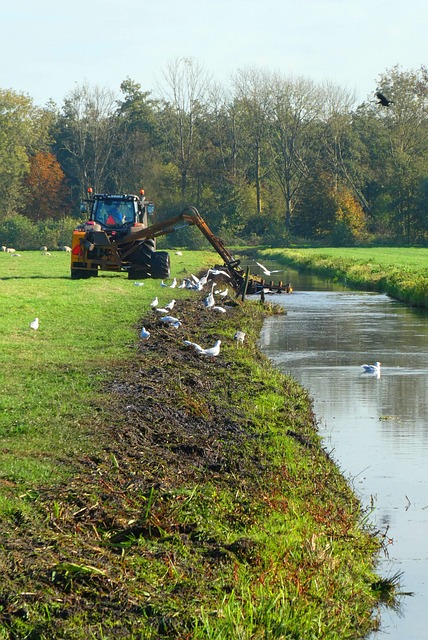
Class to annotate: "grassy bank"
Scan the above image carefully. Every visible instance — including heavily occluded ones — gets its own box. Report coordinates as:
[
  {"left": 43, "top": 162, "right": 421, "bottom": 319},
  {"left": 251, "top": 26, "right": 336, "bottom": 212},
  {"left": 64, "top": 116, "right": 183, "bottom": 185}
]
[
  {"left": 0, "top": 251, "right": 382, "bottom": 638},
  {"left": 258, "top": 247, "right": 428, "bottom": 308}
]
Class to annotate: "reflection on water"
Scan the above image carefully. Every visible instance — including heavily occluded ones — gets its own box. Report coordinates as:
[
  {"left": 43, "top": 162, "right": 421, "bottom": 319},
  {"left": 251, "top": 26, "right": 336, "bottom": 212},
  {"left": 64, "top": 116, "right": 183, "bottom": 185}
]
[{"left": 256, "top": 267, "right": 428, "bottom": 639}]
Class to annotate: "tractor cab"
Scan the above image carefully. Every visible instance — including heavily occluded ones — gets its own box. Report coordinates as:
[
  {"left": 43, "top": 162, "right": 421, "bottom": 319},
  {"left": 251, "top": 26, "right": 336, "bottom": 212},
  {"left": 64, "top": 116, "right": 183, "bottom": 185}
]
[{"left": 79, "top": 190, "right": 154, "bottom": 237}]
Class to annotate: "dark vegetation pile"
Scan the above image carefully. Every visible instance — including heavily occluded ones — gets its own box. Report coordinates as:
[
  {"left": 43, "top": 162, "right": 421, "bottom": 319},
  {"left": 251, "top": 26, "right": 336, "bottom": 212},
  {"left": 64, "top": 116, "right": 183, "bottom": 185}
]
[{"left": 0, "top": 288, "right": 381, "bottom": 638}]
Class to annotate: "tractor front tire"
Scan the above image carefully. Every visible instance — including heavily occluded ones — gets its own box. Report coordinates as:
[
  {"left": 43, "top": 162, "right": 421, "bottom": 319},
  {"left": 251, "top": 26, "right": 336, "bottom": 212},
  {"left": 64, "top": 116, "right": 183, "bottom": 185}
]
[
  {"left": 71, "top": 268, "right": 98, "bottom": 279},
  {"left": 150, "top": 251, "right": 170, "bottom": 279}
]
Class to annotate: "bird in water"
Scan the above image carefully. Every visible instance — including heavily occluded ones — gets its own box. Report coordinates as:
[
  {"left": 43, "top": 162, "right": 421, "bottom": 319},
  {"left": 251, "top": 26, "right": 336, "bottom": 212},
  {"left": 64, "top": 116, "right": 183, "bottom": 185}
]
[
  {"left": 375, "top": 91, "right": 394, "bottom": 107},
  {"left": 184, "top": 339, "right": 221, "bottom": 357},
  {"left": 256, "top": 261, "right": 282, "bottom": 276},
  {"left": 361, "top": 361, "right": 381, "bottom": 375}
]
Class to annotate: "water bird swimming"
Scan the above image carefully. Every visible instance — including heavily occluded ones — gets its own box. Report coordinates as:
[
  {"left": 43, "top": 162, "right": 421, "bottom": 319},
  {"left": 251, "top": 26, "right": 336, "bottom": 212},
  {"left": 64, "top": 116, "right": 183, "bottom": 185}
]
[{"left": 361, "top": 361, "right": 381, "bottom": 374}]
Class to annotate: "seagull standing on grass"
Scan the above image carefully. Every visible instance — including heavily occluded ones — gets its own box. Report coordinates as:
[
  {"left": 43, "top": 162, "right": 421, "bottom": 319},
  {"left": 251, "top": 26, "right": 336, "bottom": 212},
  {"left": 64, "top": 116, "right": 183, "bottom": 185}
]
[
  {"left": 30, "top": 317, "right": 39, "bottom": 330},
  {"left": 169, "top": 278, "right": 177, "bottom": 288},
  {"left": 361, "top": 361, "right": 381, "bottom": 375},
  {"left": 184, "top": 339, "right": 221, "bottom": 357},
  {"left": 150, "top": 296, "right": 159, "bottom": 308},
  {"left": 234, "top": 330, "right": 246, "bottom": 346},
  {"left": 256, "top": 261, "right": 282, "bottom": 276},
  {"left": 134, "top": 282, "right": 144, "bottom": 286}
]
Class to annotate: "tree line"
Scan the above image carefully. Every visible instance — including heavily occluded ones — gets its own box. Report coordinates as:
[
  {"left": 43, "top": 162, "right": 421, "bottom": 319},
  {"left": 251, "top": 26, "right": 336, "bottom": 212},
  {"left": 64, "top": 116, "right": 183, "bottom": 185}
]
[{"left": 1, "top": 59, "right": 428, "bottom": 248}]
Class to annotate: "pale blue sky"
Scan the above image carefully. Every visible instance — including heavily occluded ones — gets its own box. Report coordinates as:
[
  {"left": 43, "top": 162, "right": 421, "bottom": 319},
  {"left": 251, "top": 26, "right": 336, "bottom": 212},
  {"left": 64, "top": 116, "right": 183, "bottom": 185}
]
[{"left": 2, "top": 0, "right": 427, "bottom": 107}]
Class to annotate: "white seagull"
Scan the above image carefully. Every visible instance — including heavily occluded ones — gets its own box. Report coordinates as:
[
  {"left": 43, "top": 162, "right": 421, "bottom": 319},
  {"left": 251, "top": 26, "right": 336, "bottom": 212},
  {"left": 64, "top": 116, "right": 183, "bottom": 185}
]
[
  {"left": 140, "top": 327, "right": 150, "bottom": 340},
  {"left": 208, "top": 268, "right": 230, "bottom": 278},
  {"left": 165, "top": 299, "right": 176, "bottom": 311},
  {"left": 169, "top": 278, "right": 177, "bottom": 288},
  {"left": 160, "top": 315, "right": 182, "bottom": 328},
  {"left": 30, "top": 317, "right": 39, "bottom": 330},
  {"left": 203, "top": 284, "right": 215, "bottom": 309},
  {"left": 256, "top": 261, "right": 282, "bottom": 276},
  {"left": 184, "top": 339, "right": 221, "bottom": 357},
  {"left": 212, "top": 306, "right": 226, "bottom": 313},
  {"left": 234, "top": 330, "right": 246, "bottom": 346},
  {"left": 134, "top": 282, "right": 144, "bottom": 286},
  {"left": 150, "top": 296, "right": 159, "bottom": 308},
  {"left": 361, "top": 361, "right": 381, "bottom": 375}
]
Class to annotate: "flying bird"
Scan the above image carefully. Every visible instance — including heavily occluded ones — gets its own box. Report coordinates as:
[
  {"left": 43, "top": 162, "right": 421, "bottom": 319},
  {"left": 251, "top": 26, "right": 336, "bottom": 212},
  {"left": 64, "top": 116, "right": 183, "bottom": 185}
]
[
  {"left": 140, "top": 326, "right": 150, "bottom": 340},
  {"left": 361, "top": 361, "right": 381, "bottom": 375},
  {"left": 376, "top": 91, "right": 393, "bottom": 107},
  {"left": 208, "top": 268, "right": 230, "bottom": 278},
  {"left": 30, "top": 317, "right": 39, "bottom": 330},
  {"left": 234, "top": 330, "right": 246, "bottom": 346},
  {"left": 184, "top": 339, "right": 221, "bottom": 357},
  {"left": 256, "top": 261, "right": 282, "bottom": 276}
]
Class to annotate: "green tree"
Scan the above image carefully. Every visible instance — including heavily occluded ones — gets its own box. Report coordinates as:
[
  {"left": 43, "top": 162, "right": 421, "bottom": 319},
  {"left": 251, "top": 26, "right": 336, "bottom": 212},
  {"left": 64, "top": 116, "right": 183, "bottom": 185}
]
[
  {"left": 367, "top": 65, "right": 428, "bottom": 242},
  {"left": 0, "top": 89, "right": 46, "bottom": 218}
]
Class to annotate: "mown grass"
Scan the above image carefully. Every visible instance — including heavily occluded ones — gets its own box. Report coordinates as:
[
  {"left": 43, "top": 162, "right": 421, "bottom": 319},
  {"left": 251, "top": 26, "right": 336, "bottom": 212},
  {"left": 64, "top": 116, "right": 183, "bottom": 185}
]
[
  {"left": 0, "top": 249, "right": 384, "bottom": 638},
  {"left": 259, "top": 247, "right": 428, "bottom": 308}
]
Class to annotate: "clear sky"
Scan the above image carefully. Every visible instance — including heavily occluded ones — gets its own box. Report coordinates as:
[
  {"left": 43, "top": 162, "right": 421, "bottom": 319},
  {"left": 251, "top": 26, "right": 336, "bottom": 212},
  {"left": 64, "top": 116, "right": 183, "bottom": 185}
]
[{"left": 2, "top": 0, "right": 427, "bottom": 107}]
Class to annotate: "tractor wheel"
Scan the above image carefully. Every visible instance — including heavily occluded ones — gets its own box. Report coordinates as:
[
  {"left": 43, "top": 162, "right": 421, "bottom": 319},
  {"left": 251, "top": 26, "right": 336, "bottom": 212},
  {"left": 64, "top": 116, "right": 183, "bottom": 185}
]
[
  {"left": 128, "top": 240, "right": 155, "bottom": 268},
  {"left": 150, "top": 251, "right": 170, "bottom": 279}
]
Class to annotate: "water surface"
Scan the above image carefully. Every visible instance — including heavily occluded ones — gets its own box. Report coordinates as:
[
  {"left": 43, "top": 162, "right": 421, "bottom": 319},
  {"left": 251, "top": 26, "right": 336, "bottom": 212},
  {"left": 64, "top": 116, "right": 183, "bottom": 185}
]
[{"left": 255, "top": 267, "right": 428, "bottom": 639}]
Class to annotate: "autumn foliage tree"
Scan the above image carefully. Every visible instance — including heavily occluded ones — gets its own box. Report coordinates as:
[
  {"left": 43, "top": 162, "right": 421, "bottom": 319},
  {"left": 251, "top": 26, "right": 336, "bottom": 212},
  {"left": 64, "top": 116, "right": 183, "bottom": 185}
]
[{"left": 23, "top": 151, "right": 69, "bottom": 221}]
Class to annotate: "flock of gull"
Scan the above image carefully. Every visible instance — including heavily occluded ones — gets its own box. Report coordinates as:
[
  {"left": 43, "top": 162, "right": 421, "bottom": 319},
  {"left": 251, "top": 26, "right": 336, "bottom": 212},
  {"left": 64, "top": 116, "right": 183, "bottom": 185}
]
[
  {"left": 138, "top": 265, "right": 246, "bottom": 358},
  {"left": 27, "top": 257, "right": 381, "bottom": 374}
]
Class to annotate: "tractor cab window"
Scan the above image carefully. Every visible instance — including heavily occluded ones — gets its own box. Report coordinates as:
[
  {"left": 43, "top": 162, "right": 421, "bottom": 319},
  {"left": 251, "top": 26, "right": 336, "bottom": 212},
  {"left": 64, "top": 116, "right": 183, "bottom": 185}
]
[{"left": 94, "top": 200, "right": 136, "bottom": 227}]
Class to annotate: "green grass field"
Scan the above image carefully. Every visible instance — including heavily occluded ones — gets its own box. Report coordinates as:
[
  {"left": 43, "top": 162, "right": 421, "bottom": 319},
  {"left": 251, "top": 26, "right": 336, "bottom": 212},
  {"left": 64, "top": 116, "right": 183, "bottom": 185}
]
[
  {"left": 0, "top": 249, "right": 216, "bottom": 510},
  {"left": 0, "top": 248, "right": 386, "bottom": 638}
]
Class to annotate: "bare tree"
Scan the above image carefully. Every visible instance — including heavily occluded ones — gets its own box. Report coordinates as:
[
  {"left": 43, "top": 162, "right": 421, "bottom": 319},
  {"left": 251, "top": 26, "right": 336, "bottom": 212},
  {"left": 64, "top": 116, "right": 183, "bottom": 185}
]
[
  {"left": 156, "top": 57, "right": 211, "bottom": 198},
  {"left": 58, "top": 83, "right": 120, "bottom": 197},
  {"left": 267, "top": 74, "right": 323, "bottom": 229},
  {"left": 232, "top": 68, "right": 272, "bottom": 215}
]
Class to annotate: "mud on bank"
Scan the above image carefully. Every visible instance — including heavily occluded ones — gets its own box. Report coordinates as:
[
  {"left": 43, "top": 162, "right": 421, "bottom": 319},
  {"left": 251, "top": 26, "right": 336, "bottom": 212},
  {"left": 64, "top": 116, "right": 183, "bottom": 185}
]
[{"left": 0, "top": 292, "right": 381, "bottom": 639}]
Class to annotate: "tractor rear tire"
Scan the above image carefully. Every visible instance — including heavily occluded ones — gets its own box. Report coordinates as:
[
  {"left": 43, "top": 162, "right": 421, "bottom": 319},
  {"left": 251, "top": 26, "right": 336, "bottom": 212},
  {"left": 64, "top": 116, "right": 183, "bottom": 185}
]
[{"left": 150, "top": 251, "right": 170, "bottom": 279}]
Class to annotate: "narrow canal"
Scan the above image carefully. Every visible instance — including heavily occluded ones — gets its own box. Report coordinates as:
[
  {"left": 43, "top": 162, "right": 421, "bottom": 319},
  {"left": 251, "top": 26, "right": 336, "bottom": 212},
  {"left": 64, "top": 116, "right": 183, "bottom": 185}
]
[{"left": 254, "top": 265, "right": 428, "bottom": 639}]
